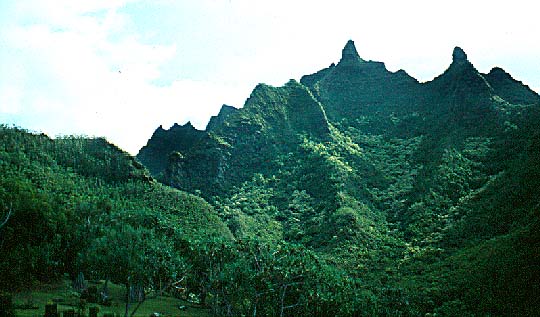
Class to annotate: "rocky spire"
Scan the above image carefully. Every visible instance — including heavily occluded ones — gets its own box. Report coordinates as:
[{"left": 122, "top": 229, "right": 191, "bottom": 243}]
[
  {"left": 452, "top": 46, "right": 468, "bottom": 63},
  {"left": 446, "top": 46, "right": 477, "bottom": 74},
  {"left": 428, "top": 45, "right": 494, "bottom": 104},
  {"left": 338, "top": 40, "right": 365, "bottom": 66}
]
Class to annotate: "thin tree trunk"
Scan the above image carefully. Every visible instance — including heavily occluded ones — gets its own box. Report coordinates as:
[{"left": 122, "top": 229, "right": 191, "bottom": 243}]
[
  {"left": 129, "top": 297, "right": 145, "bottom": 317},
  {"left": 280, "top": 284, "right": 288, "bottom": 317},
  {"left": 101, "top": 279, "right": 109, "bottom": 300},
  {"left": 0, "top": 203, "right": 13, "bottom": 229},
  {"left": 125, "top": 283, "right": 130, "bottom": 317},
  {"left": 252, "top": 295, "right": 257, "bottom": 317}
]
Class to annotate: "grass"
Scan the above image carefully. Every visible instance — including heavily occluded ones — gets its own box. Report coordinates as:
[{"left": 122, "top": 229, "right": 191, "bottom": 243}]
[{"left": 11, "top": 279, "right": 211, "bottom": 317}]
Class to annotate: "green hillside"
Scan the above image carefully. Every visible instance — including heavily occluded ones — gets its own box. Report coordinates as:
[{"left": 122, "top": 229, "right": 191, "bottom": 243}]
[
  {"left": 137, "top": 41, "right": 540, "bottom": 316},
  {"left": 0, "top": 126, "right": 233, "bottom": 316}
]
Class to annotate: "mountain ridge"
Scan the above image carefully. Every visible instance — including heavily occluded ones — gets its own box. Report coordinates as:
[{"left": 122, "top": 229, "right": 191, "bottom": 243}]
[
  {"left": 2, "top": 40, "right": 539, "bottom": 316},
  {"left": 138, "top": 41, "right": 539, "bottom": 200}
]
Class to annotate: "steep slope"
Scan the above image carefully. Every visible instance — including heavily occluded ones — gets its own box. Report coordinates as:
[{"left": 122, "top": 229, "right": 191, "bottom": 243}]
[
  {"left": 137, "top": 41, "right": 540, "bottom": 316},
  {"left": 484, "top": 66, "right": 540, "bottom": 105},
  {"left": 421, "top": 47, "right": 496, "bottom": 128},
  {"left": 142, "top": 80, "right": 332, "bottom": 198}
]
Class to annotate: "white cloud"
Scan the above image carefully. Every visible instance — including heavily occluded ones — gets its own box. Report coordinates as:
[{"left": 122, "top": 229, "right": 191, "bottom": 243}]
[
  {"left": 0, "top": 1, "right": 185, "bottom": 153},
  {"left": 1, "top": 0, "right": 539, "bottom": 156}
]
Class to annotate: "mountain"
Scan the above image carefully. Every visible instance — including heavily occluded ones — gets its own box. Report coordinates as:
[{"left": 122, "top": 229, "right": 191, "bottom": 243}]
[
  {"left": 2, "top": 40, "right": 539, "bottom": 316},
  {"left": 137, "top": 40, "right": 540, "bottom": 315},
  {"left": 137, "top": 121, "right": 205, "bottom": 177},
  {"left": 484, "top": 66, "right": 540, "bottom": 105},
  {"left": 301, "top": 40, "right": 421, "bottom": 128},
  {"left": 138, "top": 80, "right": 333, "bottom": 199}
]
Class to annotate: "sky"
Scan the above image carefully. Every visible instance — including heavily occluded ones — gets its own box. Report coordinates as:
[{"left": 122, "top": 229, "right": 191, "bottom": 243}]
[{"left": 1, "top": 0, "right": 539, "bottom": 154}]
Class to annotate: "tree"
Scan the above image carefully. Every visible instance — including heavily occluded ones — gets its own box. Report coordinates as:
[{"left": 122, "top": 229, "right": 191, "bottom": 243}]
[
  {"left": 201, "top": 240, "right": 360, "bottom": 317},
  {"left": 79, "top": 223, "right": 183, "bottom": 317}
]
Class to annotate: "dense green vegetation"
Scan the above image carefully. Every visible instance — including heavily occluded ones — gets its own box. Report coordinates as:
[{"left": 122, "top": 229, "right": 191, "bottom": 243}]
[
  {"left": 0, "top": 126, "right": 364, "bottom": 316},
  {"left": 2, "top": 41, "right": 540, "bottom": 316},
  {"left": 136, "top": 41, "right": 540, "bottom": 316},
  {"left": 0, "top": 126, "right": 235, "bottom": 315}
]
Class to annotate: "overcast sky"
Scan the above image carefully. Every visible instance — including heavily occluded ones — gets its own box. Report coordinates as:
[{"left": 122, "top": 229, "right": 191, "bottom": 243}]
[{"left": 1, "top": 0, "right": 539, "bottom": 154}]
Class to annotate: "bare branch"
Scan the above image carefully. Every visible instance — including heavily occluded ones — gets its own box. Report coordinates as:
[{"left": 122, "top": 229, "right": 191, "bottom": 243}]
[
  {"left": 283, "top": 303, "right": 301, "bottom": 310},
  {"left": 0, "top": 203, "right": 13, "bottom": 229}
]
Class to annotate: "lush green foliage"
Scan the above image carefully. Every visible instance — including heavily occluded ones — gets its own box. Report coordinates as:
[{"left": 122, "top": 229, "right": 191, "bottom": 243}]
[
  {"left": 4, "top": 43, "right": 540, "bottom": 316},
  {"left": 0, "top": 126, "right": 229, "bottom": 292},
  {"left": 137, "top": 43, "right": 540, "bottom": 316}
]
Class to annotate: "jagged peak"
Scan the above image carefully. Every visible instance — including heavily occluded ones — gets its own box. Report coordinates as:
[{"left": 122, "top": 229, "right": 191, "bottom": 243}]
[
  {"left": 161, "top": 121, "right": 199, "bottom": 133},
  {"left": 484, "top": 66, "right": 540, "bottom": 104},
  {"left": 427, "top": 46, "right": 495, "bottom": 97},
  {"left": 441, "top": 46, "right": 480, "bottom": 77},
  {"left": 218, "top": 104, "right": 237, "bottom": 113},
  {"left": 394, "top": 68, "right": 415, "bottom": 78},
  {"left": 343, "top": 40, "right": 359, "bottom": 57},
  {"left": 285, "top": 78, "right": 299, "bottom": 86},
  {"left": 485, "top": 67, "right": 517, "bottom": 84},
  {"left": 452, "top": 46, "right": 468, "bottom": 62},
  {"left": 338, "top": 40, "right": 365, "bottom": 66},
  {"left": 485, "top": 67, "right": 531, "bottom": 88},
  {"left": 151, "top": 125, "right": 166, "bottom": 138}
]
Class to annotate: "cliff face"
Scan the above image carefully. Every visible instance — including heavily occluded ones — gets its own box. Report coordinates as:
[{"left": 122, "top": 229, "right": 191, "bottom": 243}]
[
  {"left": 138, "top": 79, "right": 332, "bottom": 196},
  {"left": 301, "top": 40, "right": 421, "bottom": 126},
  {"left": 139, "top": 41, "right": 539, "bottom": 200}
]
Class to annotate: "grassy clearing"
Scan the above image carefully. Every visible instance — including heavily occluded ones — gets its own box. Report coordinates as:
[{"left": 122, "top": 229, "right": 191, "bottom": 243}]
[{"left": 12, "top": 279, "right": 210, "bottom": 317}]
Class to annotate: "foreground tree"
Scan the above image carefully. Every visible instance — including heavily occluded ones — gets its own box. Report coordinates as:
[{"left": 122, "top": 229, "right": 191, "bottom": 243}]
[
  {"left": 197, "top": 240, "right": 363, "bottom": 317},
  {"left": 79, "top": 222, "right": 183, "bottom": 317}
]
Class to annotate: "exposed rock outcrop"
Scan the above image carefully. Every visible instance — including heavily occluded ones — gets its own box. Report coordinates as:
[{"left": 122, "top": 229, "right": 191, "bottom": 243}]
[{"left": 137, "top": 122, "right": 205, "bottom": 176}]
